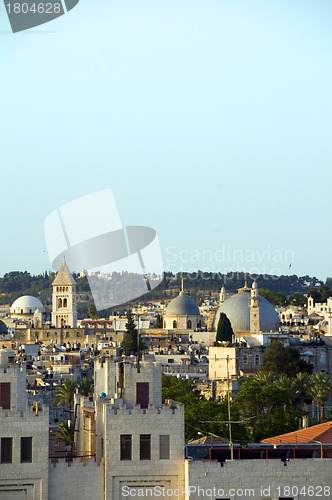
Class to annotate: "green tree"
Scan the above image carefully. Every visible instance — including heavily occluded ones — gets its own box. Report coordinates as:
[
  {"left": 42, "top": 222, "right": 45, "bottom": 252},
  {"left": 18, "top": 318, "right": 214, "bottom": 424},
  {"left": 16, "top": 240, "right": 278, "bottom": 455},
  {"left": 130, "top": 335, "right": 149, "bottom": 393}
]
[
  {"left": 259, "top": 289, "right": 287, "bottom": 307},
  {"left": 319, "top": 284, "right": 332, "bottom": 302},
  {"left": 154, "top": 313, "right": 163, "bottom": 329},
  {"left": 162, "top": 374, "right": 248, "bottom": 443},
  {"left": 288, "top": 293, "right": 306, "bottom": 307},
  {"left": 310, "top": 373, "right": 332, "bottom": 422},
  {"left": 52, "top": 379, "right": 77, "bottom": 420},
  {"left": 235, "top": 372, "right": 301, "bottom": 441},
  {"left": 216, "top": 313, "right": 233, "bottom": 343},
  {"left": 294, "top": 372, "right": 312, "bottom": 413},
  {"left": 88, "top": 304, "right": 97, "bottom": 319},
  {"left": 56, "top": 422, "right": 74, "bottom": 447},
  {"left": 121, "top": 310, "right": 138, "bottom": 355},
  {"left": 260, "top": 341, "right": 312, "bottom": 377},
  {"left": 78, "top": 376, "right": 94, "bottom": 397}
]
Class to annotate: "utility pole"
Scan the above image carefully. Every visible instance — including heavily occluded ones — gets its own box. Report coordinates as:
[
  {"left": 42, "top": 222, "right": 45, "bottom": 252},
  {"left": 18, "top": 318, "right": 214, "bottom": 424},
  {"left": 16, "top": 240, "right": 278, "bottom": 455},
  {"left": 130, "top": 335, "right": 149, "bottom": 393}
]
[{"left": 226, "top": 355, "right": 233, "bottom": 459}]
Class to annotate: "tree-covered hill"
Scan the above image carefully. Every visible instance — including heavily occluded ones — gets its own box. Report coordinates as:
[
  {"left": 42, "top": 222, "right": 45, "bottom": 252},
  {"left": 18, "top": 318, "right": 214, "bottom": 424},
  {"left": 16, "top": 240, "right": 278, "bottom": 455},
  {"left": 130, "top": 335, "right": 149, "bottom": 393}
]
[{"left": 0, "top": 270, "right": 331, "bottom": 316}]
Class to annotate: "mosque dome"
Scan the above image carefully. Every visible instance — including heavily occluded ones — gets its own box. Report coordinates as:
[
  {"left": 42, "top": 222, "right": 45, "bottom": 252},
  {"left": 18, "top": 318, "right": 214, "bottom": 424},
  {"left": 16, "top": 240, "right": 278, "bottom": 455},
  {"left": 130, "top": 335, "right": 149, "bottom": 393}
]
[
  {"left": 165, "top": 291, "right": 200, "bottom": 316},
  {"left": 0, "top": 320, "right": 8, "bottom": 334},
  {"left": 10, "top": 296, "right": 44, "bottom": 315},
  {"left": 213, "top": 283, "right": 280, "bottom": 333}
]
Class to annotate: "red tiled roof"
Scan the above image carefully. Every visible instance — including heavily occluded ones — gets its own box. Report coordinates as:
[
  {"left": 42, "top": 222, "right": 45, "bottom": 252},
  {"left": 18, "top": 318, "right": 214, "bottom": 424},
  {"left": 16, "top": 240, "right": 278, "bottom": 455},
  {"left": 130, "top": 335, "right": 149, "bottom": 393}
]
[{"left": 262, "top": 421, "right": 332, "bottom": 445}]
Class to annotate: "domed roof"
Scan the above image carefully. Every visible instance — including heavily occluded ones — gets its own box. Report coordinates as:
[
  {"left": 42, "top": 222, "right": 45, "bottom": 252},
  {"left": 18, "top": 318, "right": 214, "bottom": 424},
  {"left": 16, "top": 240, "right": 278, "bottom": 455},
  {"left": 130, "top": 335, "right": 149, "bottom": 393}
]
[
  {"left": 165, "top": 291, "right": 200, "bottom": 316},
  {"left": 11, "top": 295, "right": 44, "bottom": 312},
  {"left": 214, "top": 286, "right": 280, "bottom": 333},
  {"left": 0, "top": 320, "right": 8, "bottom": 334}
]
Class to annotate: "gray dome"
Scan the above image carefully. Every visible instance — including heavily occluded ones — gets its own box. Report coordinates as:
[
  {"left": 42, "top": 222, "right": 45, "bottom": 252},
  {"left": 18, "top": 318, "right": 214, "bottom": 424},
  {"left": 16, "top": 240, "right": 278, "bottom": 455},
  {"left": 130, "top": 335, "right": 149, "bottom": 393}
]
[
  {"left": 0, "top": 320, "right": 8, "bottom": 334},
  {"left": 214, "top": 291, "right": 280, "bottom": 333},
  {"left": 165, "top": 292, "right": 200, "bottom": 316}
]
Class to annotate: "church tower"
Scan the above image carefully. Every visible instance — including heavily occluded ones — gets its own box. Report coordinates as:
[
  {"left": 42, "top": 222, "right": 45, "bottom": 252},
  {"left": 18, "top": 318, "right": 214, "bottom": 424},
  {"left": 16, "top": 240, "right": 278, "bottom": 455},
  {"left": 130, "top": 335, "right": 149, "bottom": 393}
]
[
  {"left": 307, "top": 295, "right": 314, "bottom": 315},
  {"left": 219, "top": 286, "right": 227, "bottom": 305},
  {"left": 52, "top": 257, "right": 77, "bottom": 328},
  {"left": 249, "top": 280, "right": 260, "bottom": 334}
]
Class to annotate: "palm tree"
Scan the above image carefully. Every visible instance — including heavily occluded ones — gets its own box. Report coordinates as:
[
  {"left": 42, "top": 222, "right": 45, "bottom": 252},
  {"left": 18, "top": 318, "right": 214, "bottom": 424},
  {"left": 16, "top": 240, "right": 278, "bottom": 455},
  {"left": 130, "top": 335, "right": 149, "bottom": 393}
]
[
  {"left": 294, "top": 372, "right": 312, "bottom": 413},
  {"left": 52, "top": 379, "right": 77, "bottom": 420},
  {"left": 78, "top": 376, "right": 94, "bottom": 397},
  {"left": 309, "top": 373, "right": 332, "bottom": 422},
  {"left": 56, "top": 422, "right": 74, "bottom": 447}
]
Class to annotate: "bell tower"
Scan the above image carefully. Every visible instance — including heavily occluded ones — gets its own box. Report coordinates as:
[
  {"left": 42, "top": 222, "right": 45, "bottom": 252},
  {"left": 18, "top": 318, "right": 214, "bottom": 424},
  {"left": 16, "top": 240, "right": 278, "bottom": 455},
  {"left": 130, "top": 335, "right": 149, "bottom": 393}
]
[
  {"left": 249, "top": 280, "right": 260, "bottom": 334},
  {"left": 52, "top": 257, "right": 77, "bottom": 328}
]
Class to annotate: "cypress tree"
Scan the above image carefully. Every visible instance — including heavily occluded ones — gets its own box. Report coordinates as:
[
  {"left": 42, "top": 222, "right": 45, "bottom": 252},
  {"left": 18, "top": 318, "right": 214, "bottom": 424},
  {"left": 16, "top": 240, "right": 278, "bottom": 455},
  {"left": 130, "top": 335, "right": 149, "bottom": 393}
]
[{"left": 216, "top": 312, "right": 233, "bottom": 343}]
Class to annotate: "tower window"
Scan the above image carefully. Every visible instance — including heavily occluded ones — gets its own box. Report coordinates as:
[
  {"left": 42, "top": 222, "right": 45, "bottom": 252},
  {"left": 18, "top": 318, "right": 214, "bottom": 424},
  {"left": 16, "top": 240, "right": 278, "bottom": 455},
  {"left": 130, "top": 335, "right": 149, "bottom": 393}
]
[
  {"left": 140, "top": 435, "right": 151, "bottom": 460},
  {"left": 0, "top": 382, "right": 11, "bottom": 410},
  {"left": 159, "top": 435, "right": 170, "bottom": 460},
  {"left": 21, "top": 437, "right": 32, "bottom": 463},
  {"left": 120, "top": 435, "right": 132, "bottom": 460},
  {"left": 173, "top": 320, "right": 177, "bottom": 328},
  {"left": 1, "top": 437, "right": 12, "bottom": 463},
  {"left": 136, "top": 382, "right": 149, "bottom": 409},
  {"left": 63, "top": 298, "right": 67, "bottom": 308}
]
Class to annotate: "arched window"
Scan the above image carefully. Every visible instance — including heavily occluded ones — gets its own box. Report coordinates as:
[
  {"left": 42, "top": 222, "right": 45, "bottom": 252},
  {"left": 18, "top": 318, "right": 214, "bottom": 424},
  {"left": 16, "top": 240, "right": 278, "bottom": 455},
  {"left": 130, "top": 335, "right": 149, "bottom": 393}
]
[
  {"left": 173, "top": 320, "right": 177, "bottom": 329},
  {"left": 187, "top": 320, "right": 192, "bottom": 329},
  {"left": 58, "top": 298, "right": 62, "bottom": 308},
  {"left": 63, "top": 298, "right": 68, "bottom": 308}
]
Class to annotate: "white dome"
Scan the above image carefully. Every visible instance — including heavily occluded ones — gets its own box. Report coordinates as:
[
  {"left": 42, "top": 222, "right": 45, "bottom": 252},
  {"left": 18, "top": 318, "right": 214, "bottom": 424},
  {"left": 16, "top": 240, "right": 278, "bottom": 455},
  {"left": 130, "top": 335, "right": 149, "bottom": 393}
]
[{"left": 10, "top": 295, "right": 44, "bottom": 314}]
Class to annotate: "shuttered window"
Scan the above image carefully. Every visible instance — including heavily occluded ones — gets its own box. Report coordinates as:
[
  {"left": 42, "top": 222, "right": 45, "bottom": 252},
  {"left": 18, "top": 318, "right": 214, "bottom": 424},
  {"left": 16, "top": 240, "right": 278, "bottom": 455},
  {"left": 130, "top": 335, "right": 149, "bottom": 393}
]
[
  {"left": 0, "top": 382, "right": 10, "bottom": 410},
  {"left": 136, "top": 382, "right": 149, "bottom": 409}
]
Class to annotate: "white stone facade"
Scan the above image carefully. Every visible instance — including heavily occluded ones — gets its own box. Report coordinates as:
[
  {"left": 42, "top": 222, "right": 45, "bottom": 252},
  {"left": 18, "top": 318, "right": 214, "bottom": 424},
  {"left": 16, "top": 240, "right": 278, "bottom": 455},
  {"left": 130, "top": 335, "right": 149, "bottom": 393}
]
[{"left": 0, "top": 350, "right": 49, "bottom": 500}]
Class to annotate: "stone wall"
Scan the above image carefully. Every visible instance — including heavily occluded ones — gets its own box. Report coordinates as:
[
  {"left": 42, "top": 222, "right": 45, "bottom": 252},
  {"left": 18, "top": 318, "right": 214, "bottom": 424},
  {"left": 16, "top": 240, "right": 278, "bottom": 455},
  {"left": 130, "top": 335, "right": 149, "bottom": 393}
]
[{"left": 186, "top": 458, "right": 332, "bottom": 500}]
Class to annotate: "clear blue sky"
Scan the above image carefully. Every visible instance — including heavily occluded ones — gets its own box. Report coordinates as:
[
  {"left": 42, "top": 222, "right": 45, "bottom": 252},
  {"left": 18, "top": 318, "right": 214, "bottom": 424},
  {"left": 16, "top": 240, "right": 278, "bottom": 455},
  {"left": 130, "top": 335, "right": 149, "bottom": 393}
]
[{"left": 0, "top": 0, "right": 331, "bottom": 280}]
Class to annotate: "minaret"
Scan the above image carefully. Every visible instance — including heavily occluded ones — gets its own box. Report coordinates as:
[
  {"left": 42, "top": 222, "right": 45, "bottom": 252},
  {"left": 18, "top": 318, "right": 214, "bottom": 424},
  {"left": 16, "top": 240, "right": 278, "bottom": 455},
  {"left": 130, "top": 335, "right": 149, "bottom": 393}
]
[
  {"left": 219, "top": 286, "right": 227, "bottom": 305},
  {"left": 249, "top": 280, "right": 260, "bottom": 334},
  {"left": 52, "top": 257, "right": 77, "bottom": 328}
]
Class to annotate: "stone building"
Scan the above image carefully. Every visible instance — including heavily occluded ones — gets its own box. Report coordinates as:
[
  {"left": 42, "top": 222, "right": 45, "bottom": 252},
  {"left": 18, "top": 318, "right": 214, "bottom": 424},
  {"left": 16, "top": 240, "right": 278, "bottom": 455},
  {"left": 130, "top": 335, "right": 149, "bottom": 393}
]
[
  {"left": 72, "top": 356, "right": 185, "bottom": 498},
  {"left": 0, "top": 349, "right": 49, "bottom": 499},
  {"left": 51, "top": 257, "right": 77, "bottom": 328},
  {"left": 213, "top": 281, "right": 280, "bottom": 337},
  {"left": 163, "top": 285, "right": 203, "bottom": 331},
  {"left": 10, "top": 296, "right": 44, "bottom": 325},
  {"left": 1, "top": 349, "right": 332, "bottom": 499}
]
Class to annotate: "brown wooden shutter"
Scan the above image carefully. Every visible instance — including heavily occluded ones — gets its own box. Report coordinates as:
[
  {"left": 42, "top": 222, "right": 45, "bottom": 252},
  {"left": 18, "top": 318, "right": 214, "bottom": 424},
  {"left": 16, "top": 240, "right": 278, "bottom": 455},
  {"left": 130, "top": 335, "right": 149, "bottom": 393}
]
[
  {"left": 0, "top": 383, "right": 10, "bottom": 410},
  {"left": 136, "top": 382, "right": 149, "bottom": 409}
]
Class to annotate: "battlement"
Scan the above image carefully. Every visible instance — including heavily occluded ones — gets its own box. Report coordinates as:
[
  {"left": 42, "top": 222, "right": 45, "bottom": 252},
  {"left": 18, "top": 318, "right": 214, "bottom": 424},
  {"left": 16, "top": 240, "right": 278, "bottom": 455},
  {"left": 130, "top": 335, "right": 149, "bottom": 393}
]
[
  {"left": 97, "top": 398, "right": 184, "bottom": 417},
  {"left": 0, "top": 405, "right": 49, "bottom": 419}
]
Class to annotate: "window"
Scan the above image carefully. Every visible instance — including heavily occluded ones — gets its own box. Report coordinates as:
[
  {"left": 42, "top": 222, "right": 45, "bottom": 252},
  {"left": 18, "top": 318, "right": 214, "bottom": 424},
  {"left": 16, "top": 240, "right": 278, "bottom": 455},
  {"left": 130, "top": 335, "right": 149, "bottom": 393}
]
[
  {"left": 140, "top": 435, "right": 151, "bottom": 460},
  {"left": 159, "top": 435, "right": 170, "bottom": 459},
  {"left": 21, "top": 437, "right": 32, "bottom": 463},
  {"left": 120, "top": 435, "right": 132, "bottom": 460},
  {"left": 0, "top": 382, "right": 10, "bottom": 409},
  {"left": 173, "top": 320, "right": 177, "bottom": 328},
  {"left": 63, "top": 298, "right": 67, "bottom": 308},
  {"left": 136, "top": 382, "right": 149, "bottom": 409},
  {"left": 1, "top": 437, "right": 12, "bottom": 463},
  {"left": 187, "top": 320, "right": 192, "bottom": 329},
  {"left": 255, "top": 354, "right": 260, "bottom": 365}
]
